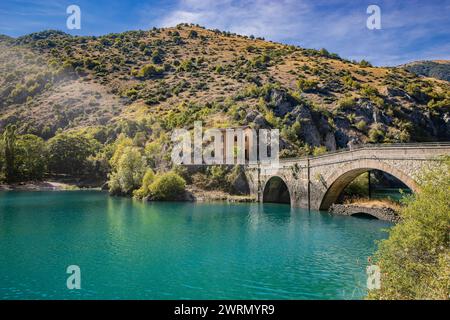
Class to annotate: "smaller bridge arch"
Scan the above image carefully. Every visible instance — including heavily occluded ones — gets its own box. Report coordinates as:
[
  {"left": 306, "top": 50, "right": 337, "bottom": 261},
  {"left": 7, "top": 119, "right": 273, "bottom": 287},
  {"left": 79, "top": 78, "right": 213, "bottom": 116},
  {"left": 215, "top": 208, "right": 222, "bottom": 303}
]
[
  {"left": 262, "top": 176, "right": 292, "bottom": 205},
  {"left": 318, "top": 159, "right": 419, "bottom": 210}
]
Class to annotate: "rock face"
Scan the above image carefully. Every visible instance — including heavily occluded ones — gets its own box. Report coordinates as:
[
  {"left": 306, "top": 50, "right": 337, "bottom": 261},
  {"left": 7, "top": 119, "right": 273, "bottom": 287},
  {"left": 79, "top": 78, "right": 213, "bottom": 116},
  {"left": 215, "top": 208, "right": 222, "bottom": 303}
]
[
  {"left": 267, "top": 89, "right": 297, "bottom": 117},
  {"left": 329, "top": 204, "right": 400, "bottom": 223}
]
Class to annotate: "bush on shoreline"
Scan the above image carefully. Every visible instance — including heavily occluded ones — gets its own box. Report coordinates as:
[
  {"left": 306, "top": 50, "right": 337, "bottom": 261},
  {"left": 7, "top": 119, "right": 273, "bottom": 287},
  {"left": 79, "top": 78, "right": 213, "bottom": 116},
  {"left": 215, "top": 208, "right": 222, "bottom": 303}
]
[
  {"left": 367, "top": 156, "right": 450, "bottom": 300},
  {"left": 148, "top": 172, "right": 186, "bottom": 201}
]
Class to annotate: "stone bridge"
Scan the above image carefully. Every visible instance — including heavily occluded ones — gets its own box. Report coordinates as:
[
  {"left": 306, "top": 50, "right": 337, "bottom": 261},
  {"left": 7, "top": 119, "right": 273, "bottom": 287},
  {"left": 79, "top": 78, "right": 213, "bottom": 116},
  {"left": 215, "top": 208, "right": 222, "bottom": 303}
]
[{"left": 245, "top": 142, "right": 450, "bottom": 210}]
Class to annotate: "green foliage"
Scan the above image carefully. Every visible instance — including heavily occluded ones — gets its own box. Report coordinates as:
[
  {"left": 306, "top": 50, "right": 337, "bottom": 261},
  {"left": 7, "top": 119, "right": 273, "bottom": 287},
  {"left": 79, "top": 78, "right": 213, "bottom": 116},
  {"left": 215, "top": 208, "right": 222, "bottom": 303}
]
[
  {"left": 0, "top": 138, "right": 4, "bottom": 181},
  {"left": 47, "top": 132, "right": 99, "bottom": 176},
  {"left": 282, "top": 121, "right": 302, "bottom": 142},
  {"left": 405, "top": 83, "right": 431, "bottom": 104},
  {"left": 264, "top": 110, "right": 279, "bottom": 127},
  {"left": 356, "top": 120, "right": 367, "bottom": 131},
  {"left": 14, "top": 134, "right": 46, "bottom": 180},
  {"left": 162, "top": 102, "right": 210, "bottom": 129},
  {"left": 133, "top": 168, "right": 155, "bottom": 199},
  {"left": 296, "top": 78, "right": 319, "bottom": 93},
  {"left": 359, "top": 84, "right": 379, "bottom": 98},
  {"left": 337, "top": 96, "right": 357, "bottom": 109},
  {"left": 149, "top": 171, "right": 186, "bottom": 200},
  {"left": 368, "top": 157, "right": 450, "bottom": 300},
  {"left": 108, "top": 146, "right": 146, "bottom": 196},
  {"left": 132, "top": 64, "right": 164, "bottom": 79},
  {"left": 341, "top": 172, "right": 369, "bottom": 198},
  {"left": 368, "top": 125, "right": 385, "bottom": 143},
  {"left": 144, "top": 139, "right": 166, "bottom": 168},
  {"left": 250, "top": 54, "right": 270, "bottom": 69},
  {"left": 2, "top": 124, "right": 17, "bottom": 182},
  {"left": 341, "top": 75, "right": 360, "bottom": 89},
  {"left": 312, "top": 146, "right": 327, "bottom": 156},
  {"left": 359, "top": 59, "right": 372, "bottom": 67},
  {"left": 191, "top": 166, "right": 234, "bottom": 192},
  {"left": 178, "top": 59, "right": 195, "bottom": 72},
  {"left": 215, "top": 65, "right": 224, "bottom": 74}
]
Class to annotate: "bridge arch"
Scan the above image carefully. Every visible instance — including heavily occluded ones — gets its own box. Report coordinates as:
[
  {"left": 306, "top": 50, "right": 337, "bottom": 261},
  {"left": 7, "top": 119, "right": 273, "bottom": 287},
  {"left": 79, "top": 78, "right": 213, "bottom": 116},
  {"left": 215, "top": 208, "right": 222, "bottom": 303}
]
[
  {"left": 318, "top": 159, "right": 419, "bottom": 210},
  {"left": 262, "top": 176, "right": 292, "bottom": 205}
]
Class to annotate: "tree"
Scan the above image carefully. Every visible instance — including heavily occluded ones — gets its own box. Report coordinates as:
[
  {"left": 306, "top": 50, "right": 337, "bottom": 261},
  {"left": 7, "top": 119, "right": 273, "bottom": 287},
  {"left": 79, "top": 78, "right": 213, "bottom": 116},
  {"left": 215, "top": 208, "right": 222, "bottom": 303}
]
[
  {"left": 149, "top": 172, "right": 186, "bottom": 200},
  {"left": 3, "top": 124, "right": 17, "bottom": 183},
  {"left": 108, "top": 146, "right": 146, "bottom": 196},
  {"left": 367, "top": 157, "right": 450, "bottom": 300},
  {"left": 14, "top": 134, "right": 46, "bottom": 180},
  {"left": 47, "top": 132, "right": 99, "bottom": 176}
]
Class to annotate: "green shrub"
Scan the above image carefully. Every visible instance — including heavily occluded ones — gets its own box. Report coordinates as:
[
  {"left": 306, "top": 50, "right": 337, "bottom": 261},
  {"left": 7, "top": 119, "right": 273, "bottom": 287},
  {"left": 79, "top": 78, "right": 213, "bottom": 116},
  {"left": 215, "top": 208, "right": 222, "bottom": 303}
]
[
  {"left": 356, "top": 120, "right": 367, "bottom": 131},
  {"left": 360, "top": 84, "right": 379, "bottom": 98},
  {"left": 359, "top": 59, "right": 372, "bottom": 67},
  {"left": 296, "top": 78, "right": 319, "bottom": 92},
  {"left": 341, "top": 75, "right": 360, "bottom": 89},
  {"left": 133, "top": 169, "right": 155, "bottom": 199},
  {"left": 337, "top": 96, "right": 357, "bottom": 109},
  {"left": 368, "top": 157, "right": 450, "bottom": 300},
  {"left": 215, "top": 65, "right": 224, "bottom": 74},
  {"left": 368, "top": 125, "right": 385, "bottom": 143},
  {"left": 133, "top": 64, "right": 164, "bottom": 79},
  {"left": 178, "top": 59, "right": 195, "bottom": 72},
  {"left": 312, "top": 146, "right": 327, "bottom": 156},
  {"left": 149, "top": 172, "right": 186, "bottom": 200}
]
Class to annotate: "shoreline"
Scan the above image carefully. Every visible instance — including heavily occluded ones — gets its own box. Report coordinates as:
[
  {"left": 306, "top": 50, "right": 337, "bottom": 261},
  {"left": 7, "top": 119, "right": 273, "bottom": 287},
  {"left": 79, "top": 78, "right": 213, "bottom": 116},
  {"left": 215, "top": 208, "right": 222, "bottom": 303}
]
[
  {"left": 0, "top": 181, "right": 100, "bottom": 191},
  {"left": 0, "top": 183, "right": 402, "bottom": 213},
  {"left": 0, "top": 182, "right": 256, "bottom": 203}
]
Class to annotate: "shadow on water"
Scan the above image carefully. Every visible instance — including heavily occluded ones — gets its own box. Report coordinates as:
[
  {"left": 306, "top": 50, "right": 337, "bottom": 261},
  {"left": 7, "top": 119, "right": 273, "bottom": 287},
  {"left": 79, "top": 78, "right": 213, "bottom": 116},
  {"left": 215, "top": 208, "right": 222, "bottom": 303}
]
[{"left": 260, "top": 202, "right": 292, "bottom": 225}]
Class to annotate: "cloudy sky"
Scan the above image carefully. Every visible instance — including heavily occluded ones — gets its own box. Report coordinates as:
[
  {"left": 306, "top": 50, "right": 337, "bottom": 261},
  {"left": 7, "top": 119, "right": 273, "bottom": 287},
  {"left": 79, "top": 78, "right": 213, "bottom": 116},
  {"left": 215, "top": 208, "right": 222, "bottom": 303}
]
[{"left": 1, "top": 0, "right": 449, "bottom": 66}]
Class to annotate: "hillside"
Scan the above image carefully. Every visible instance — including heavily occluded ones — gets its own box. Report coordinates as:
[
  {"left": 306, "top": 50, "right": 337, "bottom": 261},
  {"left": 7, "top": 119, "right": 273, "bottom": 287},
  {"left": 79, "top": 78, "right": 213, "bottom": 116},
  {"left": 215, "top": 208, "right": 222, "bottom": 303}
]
[
  {"left": 0, "top": 24, "right": 449, "bottom": 158},
  {"left": 402, "top": 60, "right": 450, "bottom": 82}
]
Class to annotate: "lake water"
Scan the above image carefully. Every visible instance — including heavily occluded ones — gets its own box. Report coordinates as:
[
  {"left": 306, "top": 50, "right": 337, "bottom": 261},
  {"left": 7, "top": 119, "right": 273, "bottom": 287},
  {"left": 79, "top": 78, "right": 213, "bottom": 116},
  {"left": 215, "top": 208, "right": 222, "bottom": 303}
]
[{"left": 0, "top": 191, "right": 391, "bottom": 300}]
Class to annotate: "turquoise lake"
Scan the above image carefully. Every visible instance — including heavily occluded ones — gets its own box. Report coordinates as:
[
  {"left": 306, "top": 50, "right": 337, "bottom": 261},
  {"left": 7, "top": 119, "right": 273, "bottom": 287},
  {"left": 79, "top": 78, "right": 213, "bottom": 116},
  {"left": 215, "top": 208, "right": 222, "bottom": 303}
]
[{"left": 0, "top": 191, "right": 391, "bottom": 300}]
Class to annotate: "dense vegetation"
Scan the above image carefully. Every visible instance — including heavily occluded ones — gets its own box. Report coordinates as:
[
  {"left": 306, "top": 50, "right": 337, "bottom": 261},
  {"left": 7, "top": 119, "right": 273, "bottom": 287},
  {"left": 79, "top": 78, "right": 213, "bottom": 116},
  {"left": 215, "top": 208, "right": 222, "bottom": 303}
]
[{"left": 367, "top": 157, "right": 450, "bottom": 300}]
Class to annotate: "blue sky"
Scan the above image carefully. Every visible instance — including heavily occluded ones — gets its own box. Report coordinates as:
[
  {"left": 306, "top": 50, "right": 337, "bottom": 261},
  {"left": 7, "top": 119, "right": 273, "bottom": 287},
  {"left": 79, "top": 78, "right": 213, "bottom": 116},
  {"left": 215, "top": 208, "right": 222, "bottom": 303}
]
[{"left": 0, "top": 0, "right": 449, "bottom": 66}]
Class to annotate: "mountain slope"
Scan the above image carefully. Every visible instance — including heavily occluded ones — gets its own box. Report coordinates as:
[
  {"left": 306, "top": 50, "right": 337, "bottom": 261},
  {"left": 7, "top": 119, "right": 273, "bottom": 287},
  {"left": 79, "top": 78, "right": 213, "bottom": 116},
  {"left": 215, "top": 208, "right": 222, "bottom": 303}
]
[
  {"left": 0, "top": 24, "right": 449, "bottom": 157},
  {"left": 402, "top": 60, "right": 450, "bottom": 82}
]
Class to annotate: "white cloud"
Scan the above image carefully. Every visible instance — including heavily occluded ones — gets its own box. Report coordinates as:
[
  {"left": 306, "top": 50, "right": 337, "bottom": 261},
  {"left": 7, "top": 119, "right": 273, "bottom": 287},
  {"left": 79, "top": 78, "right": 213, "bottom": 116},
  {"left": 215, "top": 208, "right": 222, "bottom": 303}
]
[{"left": 158, "top": 0, "right": 311, "bottom": 40}]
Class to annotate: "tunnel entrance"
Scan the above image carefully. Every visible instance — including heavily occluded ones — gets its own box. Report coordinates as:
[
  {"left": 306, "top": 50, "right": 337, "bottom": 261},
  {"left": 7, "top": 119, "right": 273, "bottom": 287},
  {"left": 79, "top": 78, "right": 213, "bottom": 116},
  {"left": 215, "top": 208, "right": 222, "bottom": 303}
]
[{"left": 263, "top": 176, "right": 291, "bottom": 205}]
